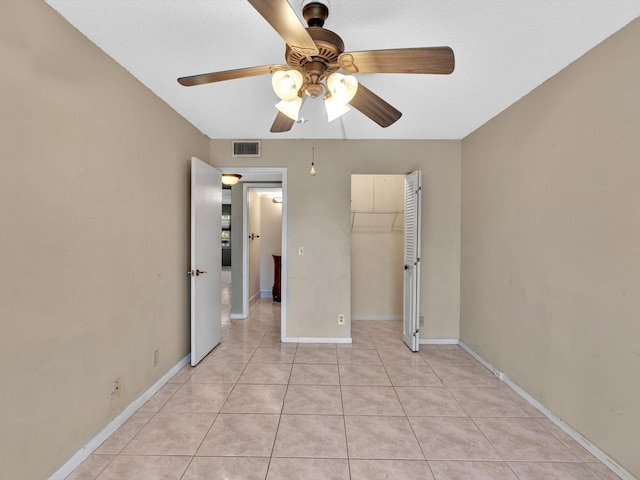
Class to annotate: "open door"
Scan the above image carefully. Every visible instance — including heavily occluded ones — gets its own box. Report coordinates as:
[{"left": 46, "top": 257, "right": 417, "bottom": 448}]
[
  {"left": 403, "top": 171, "right": 422, "bottom": 351},
  {"left": 190, "top": 157, "right": 222, "bottom": 366}
]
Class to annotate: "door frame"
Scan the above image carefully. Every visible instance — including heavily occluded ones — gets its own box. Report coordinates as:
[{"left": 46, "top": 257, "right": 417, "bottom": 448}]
[
  {"left": 218, "top": 167, "right": 288, "bottom": 340},
  {"left": 348, "top": 172, "right": 422, "bottom": 348},
  {"left": 242, "top": 182, "right": 283, "bottom": 316}
]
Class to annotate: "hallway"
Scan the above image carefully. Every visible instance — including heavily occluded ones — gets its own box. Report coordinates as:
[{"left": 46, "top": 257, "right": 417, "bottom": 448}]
[{"left": 67, "top": 301, "right": 616, "bottom": 480}]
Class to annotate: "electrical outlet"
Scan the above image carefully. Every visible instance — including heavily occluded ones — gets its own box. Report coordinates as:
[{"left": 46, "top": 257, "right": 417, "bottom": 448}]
[
  {"left": 298, "top": 246, "right": 304, "bottom": 256},
  {"left": 112, "top": 377, "right": 121, "bottom": 396},
  {"left": 338, "top": 313, "right": 345, "bottom": 325},
  {"left": 419, "top": 316, "right": 424, "bottom": 328},
  {"left": 153, "top": 350, "right": 159, "bottom": 367}
]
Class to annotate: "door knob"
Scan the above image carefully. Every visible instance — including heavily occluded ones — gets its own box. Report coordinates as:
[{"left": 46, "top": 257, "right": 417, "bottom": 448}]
[{"left": 188, "top": 269, "right": 207, "bottom": 277}]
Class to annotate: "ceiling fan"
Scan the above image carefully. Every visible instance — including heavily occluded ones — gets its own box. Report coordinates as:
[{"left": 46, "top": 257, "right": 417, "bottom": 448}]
[{"left": 177, "top": 0, "right": 455, "bottom": 133}]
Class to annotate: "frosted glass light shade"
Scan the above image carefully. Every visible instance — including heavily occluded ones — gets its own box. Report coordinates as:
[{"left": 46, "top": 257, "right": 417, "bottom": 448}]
[
  {"left": 324, "top": 95, "right": 350, "bottom": 122},
  {"left": 326, "top": 73, "right": 358, "bottom": 104},
  {"left": 272, "top": 70, "right": 303, "bottom": 101},
  {"left": 276, "top": 97, "right": 302, "bottom": 121},
  {"left": 221, "top": 173, "right": 242, "bottom": 186}
]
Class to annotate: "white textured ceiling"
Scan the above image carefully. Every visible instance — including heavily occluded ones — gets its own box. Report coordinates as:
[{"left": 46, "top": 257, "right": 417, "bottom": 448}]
[{"left": 45, "top": 0, "right": 640, "bottom": 140}]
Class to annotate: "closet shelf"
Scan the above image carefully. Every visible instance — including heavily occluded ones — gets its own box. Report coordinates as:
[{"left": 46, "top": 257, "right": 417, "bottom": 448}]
[{"left": 350, "top": 210, "right": 404, "bottom": 232}]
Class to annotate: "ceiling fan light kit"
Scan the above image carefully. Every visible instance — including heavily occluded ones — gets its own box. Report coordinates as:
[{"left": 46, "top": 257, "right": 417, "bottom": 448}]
[
  {"left": 272, "top": 69, "right": 304, "bottom": 101},
  {"left": 177, "top": 0, "right": 455, "bottom": 132},
  {"left": 275, "top": 97, "right": 303, "bottom": 121},
  {"left": 324, "top": 93, "right": 350, "bottom": 122},
  {"left": 326, "top": 72, "right": 358, "bottom": 104}
]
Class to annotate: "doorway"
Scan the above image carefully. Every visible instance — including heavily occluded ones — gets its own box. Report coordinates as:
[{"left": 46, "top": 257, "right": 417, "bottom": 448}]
[
  {"left": 221, "top": 189, "right": 232, "bottom": 321},
  {"left": 350, "top": 173, "right": 422, "bottom": 351},
  {"left": 218, "top": 167, "right": 288, "bottom": 340},
  {"left": 243, "top": 184, "right": 283, "bottom": 311},
  {"left": 351, "top": 174, "right": 406, "bottom": 321}
]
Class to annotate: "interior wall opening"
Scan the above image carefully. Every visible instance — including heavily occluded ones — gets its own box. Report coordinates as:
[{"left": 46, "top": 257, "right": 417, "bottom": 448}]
[
  {"left": 218, "top": 167, "right": 287, "bottom": 339},
  {"left": 350, "top": 174, "right": 406, "bottom": 325}
]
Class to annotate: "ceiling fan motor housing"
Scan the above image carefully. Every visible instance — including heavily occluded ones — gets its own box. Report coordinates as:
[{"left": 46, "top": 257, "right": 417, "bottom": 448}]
[
  {"left": 302, "top": 1, "right": 329, "bottom": 27},
  {"left": 285, "top": 26, "right": 344, "bottom": 95}
]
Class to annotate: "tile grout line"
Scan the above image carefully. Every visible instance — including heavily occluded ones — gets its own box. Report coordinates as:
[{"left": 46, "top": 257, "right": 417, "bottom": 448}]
[
  {"left": 377, "top": 344, "right": 437, "bottom": 477},
  {"left": 169, "top": 341, "right": 254, "bottom": 480},
  {"left": 428, "top": 349, "right": 523, "bottom": 478},
  {"left": 337, "top": 348, "right": 353, "bottom": 480},
  {"left": 74, "top": 316, "right": 621, "bottom": 479},
  {"left": 264, "top": 342, "right": 298, "bottom": 480},
  {"left": 182, "top": 303, "right": 272, "bottom": 479}
]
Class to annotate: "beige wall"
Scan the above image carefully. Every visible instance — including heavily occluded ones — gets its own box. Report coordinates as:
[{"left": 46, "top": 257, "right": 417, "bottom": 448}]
[
  {"left": 260, "top": 195, "right": 283, "bottom": 294},
  {"left": 0, "top": 2, "right": 209, "bottom": 478},
  {"left": 351, "top": 175, "right": 405, "bottom": 319},
  {"left": 461, "top": 18, "right": 640, "bottom": 477},
  {"left": 211, "top": 140, "right": 461, "bottom": 340}
]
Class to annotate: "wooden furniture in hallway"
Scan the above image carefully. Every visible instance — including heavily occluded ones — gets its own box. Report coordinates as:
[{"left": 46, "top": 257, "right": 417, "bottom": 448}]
[{"left": 272, "top": 254, "right": 281, "bottom": 302}]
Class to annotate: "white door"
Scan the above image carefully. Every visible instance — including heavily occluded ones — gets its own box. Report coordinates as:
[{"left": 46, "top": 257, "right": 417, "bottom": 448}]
[
  {"left": 403, "top": 171, "right": 422, "bottom": 351},
  {"left": 190, "top": 157, "right": 222, "bottom": 366}
]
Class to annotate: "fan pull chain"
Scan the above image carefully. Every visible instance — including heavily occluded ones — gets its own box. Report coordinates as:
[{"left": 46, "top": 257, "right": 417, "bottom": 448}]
[{"left": 310, "top": 99, "right": 317, "bottom": 176}]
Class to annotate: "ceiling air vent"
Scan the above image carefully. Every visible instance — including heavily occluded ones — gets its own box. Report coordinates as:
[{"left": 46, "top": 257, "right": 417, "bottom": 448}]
[{"left": 232, "top": 141, "right": 261, "bottom": 157}]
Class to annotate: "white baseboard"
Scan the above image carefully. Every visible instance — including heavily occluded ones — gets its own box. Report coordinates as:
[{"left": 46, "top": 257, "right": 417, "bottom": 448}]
[
  {"left": 229, "top": 313, "right": 246, "bottom": 320},
  {"left": 260, "top": 290, "right": 273, "bottom": 298},
  {"left": 352, "top": 315, "right": 402, "bottom": 321},
  {"left": 420, "top": 338, "right": 460, "bottom": 345},
  {"left": 285, "top": 337, "right": 352, "bottom": 344},
  {"left": 249, "top": 292, "right": 260, "bottom": 306},
  {"left": 49, "top": 355, "right": 190, "bottom": 480},
  {"left": 457, "top": 341, "right": 504, "bottom": 379},
  {"left": 458, "top": 341, "right": 635, "bottom": 480}
]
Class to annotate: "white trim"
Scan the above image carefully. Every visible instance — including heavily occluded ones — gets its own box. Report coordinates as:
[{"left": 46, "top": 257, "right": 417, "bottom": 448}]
[
  {"left": 352, "top": 314, "right": 402, "bottom": 321},
  {"left": 243, "top": 183, "right": 281, "bottom": 313},
  {"left": 419, "top": 338, "right": 460, "bottom": 345},
  {"left": 285, "top": 337, "right": 353, "bottom": 344},
  {"left": 49, "top": 355, "right": 190, "bottom": 480},
  {"left": 260, "top": 290, "right": 273, "bottom": 298},
  {"left": 458, "top": 341, "right": 635, "bottom": 480},
  {"left": 280, "top": 171, "right": 288, "bottom": 342},
  {"left": 249, "top": 291, "right": 260, "bottom": 306},
  {"left": 458, "top": 341, "right": 505, "bottom": 379},
  {"left": 218, "top": 167, "right": 287, "bottom": 346},
  {"left": 229, "top": 313, "right": 245, "bottom": 320}
]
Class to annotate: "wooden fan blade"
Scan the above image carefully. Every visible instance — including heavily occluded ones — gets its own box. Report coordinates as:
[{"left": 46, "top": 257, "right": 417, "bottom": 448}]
[
  {"left": 340, "top": 47, "right": 454, "bottom": 75},
  {"left": 248, "top": 0, "right": 318, "bottom": 57},
  {"left": 178, "top": 65, "right": 282, "bottom": 86},
  {"left": 349, "top": 83, "right": 402, "bottom": 128},
  {"left": 270, "top": 111, "right": 295, "bottom": 133}
]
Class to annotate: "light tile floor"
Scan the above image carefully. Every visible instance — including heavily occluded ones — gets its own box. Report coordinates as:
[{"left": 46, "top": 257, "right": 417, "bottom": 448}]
[{"left": 67, "top": 298, "right": 620, "bottom": 480}]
